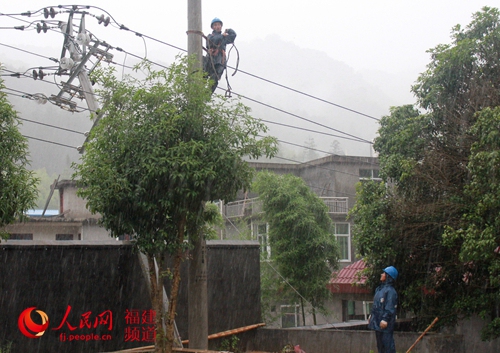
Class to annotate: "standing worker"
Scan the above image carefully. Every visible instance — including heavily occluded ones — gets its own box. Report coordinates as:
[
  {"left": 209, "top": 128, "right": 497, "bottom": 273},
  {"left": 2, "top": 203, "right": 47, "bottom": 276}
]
[
  {"left": 203, "top": 17, "right": 236, "bottom": 93},
  {"left": 368, "top": 266, "right": 399, "bottom": 353}
]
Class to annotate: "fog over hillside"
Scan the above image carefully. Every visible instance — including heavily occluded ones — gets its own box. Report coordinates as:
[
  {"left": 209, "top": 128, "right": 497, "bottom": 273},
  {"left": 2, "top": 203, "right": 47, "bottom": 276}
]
[{"left": 2, "top": 35, "right": 418, "bottom": 175}]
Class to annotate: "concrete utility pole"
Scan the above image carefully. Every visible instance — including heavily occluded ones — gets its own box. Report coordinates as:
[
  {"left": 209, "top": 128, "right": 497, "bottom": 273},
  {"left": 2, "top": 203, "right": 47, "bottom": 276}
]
[{"left": 187, "top": 0, "right": 208, "bottom": 350}]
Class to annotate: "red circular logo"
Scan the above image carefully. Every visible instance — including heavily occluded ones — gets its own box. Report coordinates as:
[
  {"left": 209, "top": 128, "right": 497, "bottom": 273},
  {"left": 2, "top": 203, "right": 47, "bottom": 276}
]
[{"left": 18, "top": 307, "right": 49, "bottom": 338}]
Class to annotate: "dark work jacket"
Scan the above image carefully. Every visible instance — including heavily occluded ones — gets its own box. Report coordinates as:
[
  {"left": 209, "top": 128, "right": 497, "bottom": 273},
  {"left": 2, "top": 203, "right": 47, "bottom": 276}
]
[
  {"left": 368, "top": 277, "right": 398, "bottom": 333},
  {"left": 206, "top": 28, "right": 236, "bottom": 66}
]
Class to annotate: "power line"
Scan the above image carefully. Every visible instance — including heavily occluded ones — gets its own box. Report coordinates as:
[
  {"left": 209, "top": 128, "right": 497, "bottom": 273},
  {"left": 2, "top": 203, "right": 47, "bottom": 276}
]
[
  {"left": 2, "top": 6, "right": 381, "bottom": 124},
  {"left": 22, "top": 134, "right": 78, "bottom": 150},
  {"left": 232, "top": 67, "right": 380, "bottom": 121},
  {"left": 18, "top": 117, "right": 86, "bottom": 135},
  {"left": 227, "top": 88, "right": 373, "bottom": 144},
  {"left": 259, "top": 118, "right": 370, "bottom": 143},
  {"left": 3, "top": 56, "right": 373, "bottom": 146},
  {"left": 1, "top": 19, "right": 375, "bottom": 144},
  {"left": 1, "top": 10, "right": 380, "bottom": 163},
  {"left": 0, "top": 42, "right": 59, "bottom": 63},
  {"left": 268, "top": 155, "right": 369, "bottom": 180},
  {"left": 274, "top": 138, "right": 379, "bottom": 167}
]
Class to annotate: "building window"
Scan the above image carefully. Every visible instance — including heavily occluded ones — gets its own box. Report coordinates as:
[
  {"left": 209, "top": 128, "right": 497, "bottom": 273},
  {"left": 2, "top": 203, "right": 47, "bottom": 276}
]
[
  {"left": 56, "top": 234, "right": 74, "bottom": 241},
  {"left": 8, "top": 233, "right": 33, "bottom": 240},
  {"left": 359, "top": 169, "right": 381, "bottom": 181},
  {"left": 363, "top": 301, "right": 373, "bottom": 321},
  {"left": 253, "top": 222, "right": 270, "bottom": 259},
  {"left": 280, "top": 304, "right": 300, "bottom": 328},
  {"left": 334, "top": 223, "right": 350, "bottom": 262}
]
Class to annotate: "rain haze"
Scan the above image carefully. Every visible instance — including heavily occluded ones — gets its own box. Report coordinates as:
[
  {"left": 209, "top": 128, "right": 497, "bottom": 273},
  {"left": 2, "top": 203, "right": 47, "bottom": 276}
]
[{"left": 0, "top": 0, "right": 493, "bottom": 174}]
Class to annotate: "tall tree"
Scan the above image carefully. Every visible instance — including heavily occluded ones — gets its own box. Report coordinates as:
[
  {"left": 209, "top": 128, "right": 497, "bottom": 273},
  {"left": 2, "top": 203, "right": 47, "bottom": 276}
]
[
  {"left": 253, "top": 171, "right": 340, "bottom": 325},
  {"left": 0, "top": 73, "right": 38, "bottom": 237},
  {"left": 73, "top": 58, "right": 277, "bottom": 352},
  {"left": 350, "top": 7, "right": 500, "bottom": 337}
]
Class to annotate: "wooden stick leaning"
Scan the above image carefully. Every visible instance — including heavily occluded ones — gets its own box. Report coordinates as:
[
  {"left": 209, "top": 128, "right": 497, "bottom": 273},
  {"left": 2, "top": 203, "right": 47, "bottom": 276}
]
[
  {"left": 102, "top": 323, "right": 266, "bottom": 353},
  {"left": 406, "top": 317, "right": 439, "bottom": 353}
]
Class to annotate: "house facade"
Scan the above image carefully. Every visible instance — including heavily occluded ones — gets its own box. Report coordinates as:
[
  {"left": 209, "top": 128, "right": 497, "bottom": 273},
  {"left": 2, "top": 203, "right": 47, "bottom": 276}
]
[
  {"left": 1, "top": 179, "right": 111, "bottom": 242},
  {"left": 218, "top": 154, "right": 380, "bottom": 327}
]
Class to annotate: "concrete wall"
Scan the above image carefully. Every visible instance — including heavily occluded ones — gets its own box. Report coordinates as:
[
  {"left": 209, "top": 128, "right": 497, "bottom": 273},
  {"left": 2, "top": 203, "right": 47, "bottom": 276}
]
[
  {"left": 164, "top": 240, "right": 262, "bottom": 339},
  {"left": 0, "top": 240, "right": 262, "bottom": 353},
  {"left": 444, "top": 316, "right": 500, "bottom": 353},
  {"left": 239, "top": 327, "right": 465, "bottom": 353},
  {"left": 57, "top": 180, "right": 96, "bottom": 219}
]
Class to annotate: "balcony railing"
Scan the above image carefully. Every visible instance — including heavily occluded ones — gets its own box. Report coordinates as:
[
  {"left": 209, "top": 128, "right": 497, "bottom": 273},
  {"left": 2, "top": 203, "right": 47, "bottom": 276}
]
[
  {"left": 222, "top": 197, "right": 348, "bottom": 218},
  {"left": 321, "top": 197, "right": 349, "bottom": 214}
]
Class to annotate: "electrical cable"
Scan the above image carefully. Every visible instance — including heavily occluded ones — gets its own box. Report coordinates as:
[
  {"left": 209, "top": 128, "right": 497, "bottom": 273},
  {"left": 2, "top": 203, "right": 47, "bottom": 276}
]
[
  {"left": 227, "top": 88, "right": 373, "bottom": 144},
  {"left": 17, "top": 117, "right": 86, "bottom": 135},
  {"left": 1, "top": 18, "right": 375, "bottom": 144},
  {"left": 259, "top": 118, "right": 371, "bottom": 144},
  {"left": 0, "top": 42, "right": 59, "bottom": 63},
  {"left": 22, "top": 134, "right": 78, "bottom": 149},
  {"left": 272, "top": 138, "right": 379, "bottom": 167},
  {"left": 2, "top": 7, "right": 381, "bottom": 124}
]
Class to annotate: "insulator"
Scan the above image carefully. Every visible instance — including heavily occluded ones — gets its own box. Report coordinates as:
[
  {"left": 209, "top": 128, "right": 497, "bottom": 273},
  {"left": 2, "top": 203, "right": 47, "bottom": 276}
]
[
  {"left": 76, "top": 32, "right": 91, "bottom": 46},
  {"left": 38, "top": 70, "right": 44, "bottom": 80},
  {"left": 60, "top": 57, "right": 74, "bottom": 70},
  {"left": 49, "top": 7, "right": 56, "bottom": 18},
  {"left": 43, "top": 8, "right": 49, "bottom": 19},
  {"left": 104, "top": 16, "right": 110, "bottom": 27},
  {"left": 36, "top": 23, "right": 42, "bottom": 33},
  {"left": 97, "top": 14, "right": 104, "bottom": 24},
  {"left": 59, "top": 22, "right": 68, "bottom": 34},
  {"left": 42, "top": 23, "right": 48, "bottom": 33},
  {"left": 32, "top": 70, "right": 38, "bottom": 80}
]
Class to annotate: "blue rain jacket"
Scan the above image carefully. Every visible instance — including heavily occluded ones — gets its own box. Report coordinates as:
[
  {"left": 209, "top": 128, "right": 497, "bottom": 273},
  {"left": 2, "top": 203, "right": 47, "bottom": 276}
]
[
  {"left": 368, "top": 276, "right": 398, "bottom": 333},
  {"left": 206, "top": 28, "right": 236, "bottom": 66}
]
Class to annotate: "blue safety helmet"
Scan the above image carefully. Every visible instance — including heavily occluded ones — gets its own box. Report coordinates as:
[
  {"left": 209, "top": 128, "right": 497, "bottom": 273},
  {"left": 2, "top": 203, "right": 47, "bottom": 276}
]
[
  {"left": 211, "top": 17, "right": 223, "bottom": 28},
  {"left": 384, "top": 266, "right": 399, "bottom": 280}
]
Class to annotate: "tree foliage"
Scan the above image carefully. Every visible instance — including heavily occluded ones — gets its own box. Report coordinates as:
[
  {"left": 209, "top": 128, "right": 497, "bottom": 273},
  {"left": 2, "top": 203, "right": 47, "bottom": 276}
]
[
  {"left": 0, "top": 73, "right": 38, "bottom": 237},
  {"left": 253, "top": 171, "right": 340, "bottom": 325},
  {"left": 350, "top": 7, "right": 500, "bottom": 338},
  {"left": 73, "top": 57, "right": 277, "bottom": 352}
]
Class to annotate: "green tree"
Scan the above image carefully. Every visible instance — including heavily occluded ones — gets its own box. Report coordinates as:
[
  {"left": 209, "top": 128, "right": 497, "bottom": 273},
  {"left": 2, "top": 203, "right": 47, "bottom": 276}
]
[
  {"left": 350, "top": 7, "right": 500, "bottom": 337},
  {"left": 443, "top": 107, "right": 500, "bottom": 340},
  {"left": 73, "top": 58, "right": 277, "bottom": 352},
  {"left": 253, "top": 171, "right": 340, "bottom": 325},
  {"left": 0, "top": 73, "right": 38, "bottom": 237},
  {"left": 302, "top": 136, "right": 319, "bottom": 161}
]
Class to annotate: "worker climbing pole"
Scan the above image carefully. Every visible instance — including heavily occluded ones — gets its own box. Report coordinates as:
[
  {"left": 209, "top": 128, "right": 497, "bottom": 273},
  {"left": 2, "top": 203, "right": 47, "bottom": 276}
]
[{"left": 203, "top": 17, "right": 237, "bottom": 94}]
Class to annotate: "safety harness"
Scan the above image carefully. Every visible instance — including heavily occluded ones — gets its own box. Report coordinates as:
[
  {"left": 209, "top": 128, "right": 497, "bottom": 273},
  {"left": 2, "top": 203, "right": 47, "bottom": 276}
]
[{"left": 186, "top": 30, "right": 239, "bottom": 97}]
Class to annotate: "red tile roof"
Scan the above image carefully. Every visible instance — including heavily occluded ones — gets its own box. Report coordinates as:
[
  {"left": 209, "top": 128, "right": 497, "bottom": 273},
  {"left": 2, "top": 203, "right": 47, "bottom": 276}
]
[{"left": 328, "top": 259, "right": 370, "bottom": 294}]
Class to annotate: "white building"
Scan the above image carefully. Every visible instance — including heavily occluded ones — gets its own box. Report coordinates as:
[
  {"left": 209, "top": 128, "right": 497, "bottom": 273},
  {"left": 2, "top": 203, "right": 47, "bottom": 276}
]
[{"left": 2, "top": 179, "right": 111, "bottom": 242}]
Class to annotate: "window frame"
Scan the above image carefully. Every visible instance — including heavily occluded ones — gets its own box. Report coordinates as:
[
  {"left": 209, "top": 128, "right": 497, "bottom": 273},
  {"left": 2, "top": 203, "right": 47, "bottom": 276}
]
[{"left": 333, "top": 222, "right": 351, "bottom": 262}]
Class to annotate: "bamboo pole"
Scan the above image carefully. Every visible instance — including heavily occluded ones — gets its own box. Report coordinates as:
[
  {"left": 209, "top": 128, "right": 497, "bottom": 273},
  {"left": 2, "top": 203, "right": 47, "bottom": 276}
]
[
  {"left": 182, "top": 323, "right": 266, "bottom": 345},
  {"left": 103, "top": 323, "right": 266, "bottom": 353},
  {"left": 406, "top": 317, "right": 439, "bottom": 353}
]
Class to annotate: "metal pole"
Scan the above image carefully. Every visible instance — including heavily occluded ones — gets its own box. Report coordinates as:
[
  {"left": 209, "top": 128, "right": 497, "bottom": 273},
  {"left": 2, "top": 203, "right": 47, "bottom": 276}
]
[{"left": 187, "top": 0, "right": 208, "bottom": 350}]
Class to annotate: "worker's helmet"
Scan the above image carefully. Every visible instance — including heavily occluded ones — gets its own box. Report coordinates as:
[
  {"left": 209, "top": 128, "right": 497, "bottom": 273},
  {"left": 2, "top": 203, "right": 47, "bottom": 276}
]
[
  {"left": 211, "top": 17, "right": 223, "bottom": 28},
  {"left": 384, "top": 266, "right": 399, "bottom": 280}
]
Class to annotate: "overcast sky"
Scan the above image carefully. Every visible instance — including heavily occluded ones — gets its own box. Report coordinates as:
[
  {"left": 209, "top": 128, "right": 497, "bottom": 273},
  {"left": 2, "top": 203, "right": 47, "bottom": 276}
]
[
  {"left": 0, "top": 1, "right": 495, "bottom": 161},
  {"left": 1, "top": 1, "right": 492, "bottom": 74}
]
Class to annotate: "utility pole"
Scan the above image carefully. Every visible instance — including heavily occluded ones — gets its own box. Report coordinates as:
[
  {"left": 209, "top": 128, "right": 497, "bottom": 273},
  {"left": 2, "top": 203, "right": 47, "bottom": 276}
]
[{"left": 187, "top": 0, "right": 208, "bottom": 350}]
